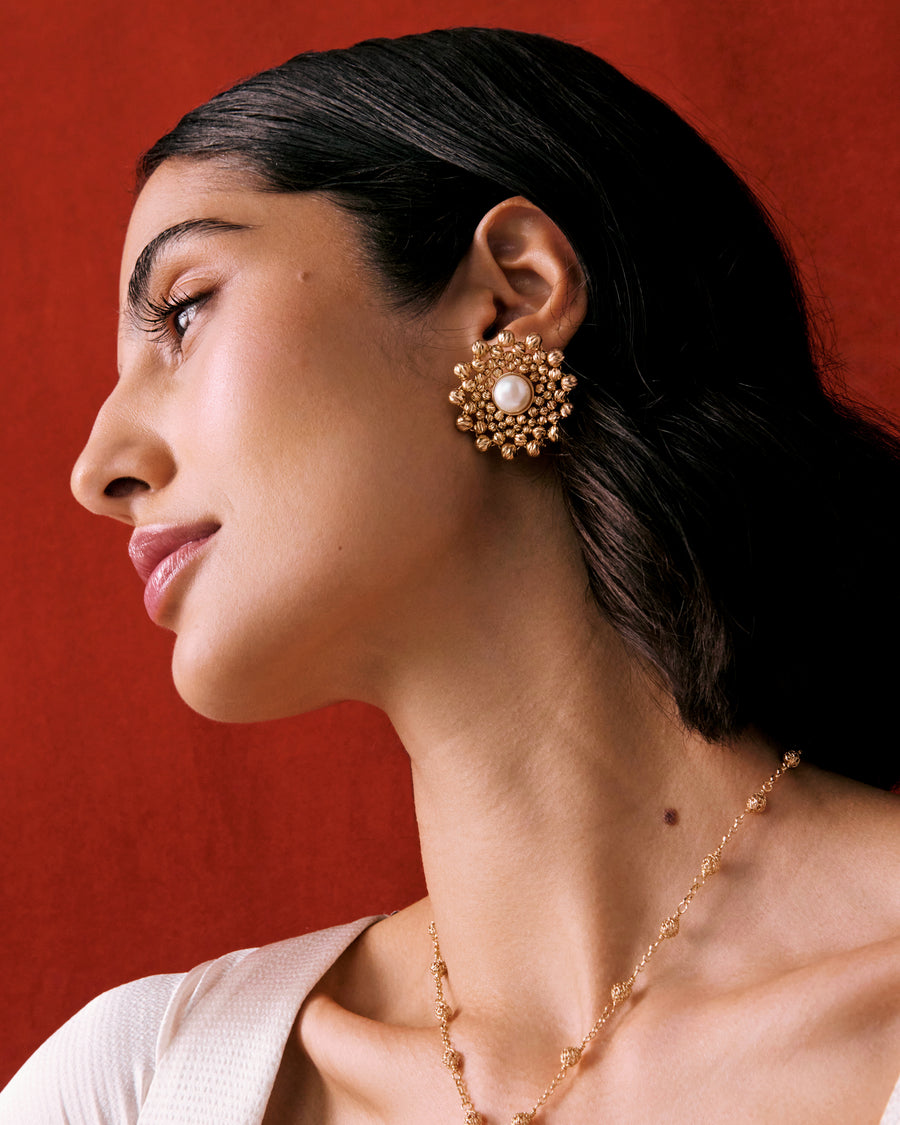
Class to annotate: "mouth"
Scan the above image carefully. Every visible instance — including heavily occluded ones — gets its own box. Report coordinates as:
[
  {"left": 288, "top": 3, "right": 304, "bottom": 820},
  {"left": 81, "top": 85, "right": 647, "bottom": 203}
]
[{"left": 128, "top": 521, "right": 220, "bottom": 624}]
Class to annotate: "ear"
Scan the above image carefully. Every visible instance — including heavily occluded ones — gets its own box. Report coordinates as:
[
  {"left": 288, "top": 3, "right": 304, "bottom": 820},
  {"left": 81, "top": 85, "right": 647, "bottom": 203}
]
[{"left": 453, "top": 196, "right": 588, "bottom": 348}]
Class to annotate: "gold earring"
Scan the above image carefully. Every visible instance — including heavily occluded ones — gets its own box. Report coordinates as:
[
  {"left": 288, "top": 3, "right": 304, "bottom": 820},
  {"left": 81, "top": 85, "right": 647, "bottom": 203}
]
[{"left": 449, "top": 331, "right": 577, "bottom": 460}]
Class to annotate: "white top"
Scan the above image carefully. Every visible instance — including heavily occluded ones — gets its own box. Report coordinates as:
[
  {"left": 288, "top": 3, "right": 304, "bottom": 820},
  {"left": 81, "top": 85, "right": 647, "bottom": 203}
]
[{"left": 2, "top": 914, "right": 899, "bottom": 1123}]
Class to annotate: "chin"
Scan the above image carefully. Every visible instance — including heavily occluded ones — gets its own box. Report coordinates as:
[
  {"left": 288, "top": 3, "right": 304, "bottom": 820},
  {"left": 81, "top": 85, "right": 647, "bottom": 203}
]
[{"left": 169, "top": 627, "right": 345, "bottom": 724}]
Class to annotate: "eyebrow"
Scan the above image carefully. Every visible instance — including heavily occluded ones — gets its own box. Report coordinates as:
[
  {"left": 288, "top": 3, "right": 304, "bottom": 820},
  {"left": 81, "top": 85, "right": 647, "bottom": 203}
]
[{"left": 125, "top": 218, "right": 252, "bottom": 324}]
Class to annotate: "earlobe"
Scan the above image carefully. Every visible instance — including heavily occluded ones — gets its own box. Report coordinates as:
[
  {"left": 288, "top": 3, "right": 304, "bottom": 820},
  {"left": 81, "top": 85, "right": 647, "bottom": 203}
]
[{"left": 470, "top": 197, "right": 587, "bottom": 346}]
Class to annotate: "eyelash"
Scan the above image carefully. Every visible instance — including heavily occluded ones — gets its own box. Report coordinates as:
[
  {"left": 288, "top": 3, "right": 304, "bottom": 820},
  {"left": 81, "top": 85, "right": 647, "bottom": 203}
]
[{"left": 139, "top": 289, "right": 208, "bottom": 344}]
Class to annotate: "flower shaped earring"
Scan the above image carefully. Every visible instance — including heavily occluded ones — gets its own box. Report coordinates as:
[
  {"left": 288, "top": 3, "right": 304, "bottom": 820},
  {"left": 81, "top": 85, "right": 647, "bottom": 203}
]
[{"left": 449, "top": 331, "right": 577, "bottom": 459}]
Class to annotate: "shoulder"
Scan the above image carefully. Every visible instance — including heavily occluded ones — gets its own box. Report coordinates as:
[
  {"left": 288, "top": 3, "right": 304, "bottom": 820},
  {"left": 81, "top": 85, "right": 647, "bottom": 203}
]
[
  {"left": 764, "top": 772, "right": 900, "bottom": 1022},
  {"left": 756, "top": 774, "right": 900, "bottom": 1119},
  {"left": 0, "top": 917, "right": 383, "bottom": 1125},
  {"left": 0, "top": 972, "right": 188, "bottom": 1124},
  {"left": 0, "top": 946, "right": 256, "bottom": 1125}
]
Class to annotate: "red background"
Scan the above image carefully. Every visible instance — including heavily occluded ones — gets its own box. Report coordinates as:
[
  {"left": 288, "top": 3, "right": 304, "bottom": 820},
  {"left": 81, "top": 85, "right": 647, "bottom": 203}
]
[{"left": 1, "top": 0, "right": 898, "bottom": 1084}]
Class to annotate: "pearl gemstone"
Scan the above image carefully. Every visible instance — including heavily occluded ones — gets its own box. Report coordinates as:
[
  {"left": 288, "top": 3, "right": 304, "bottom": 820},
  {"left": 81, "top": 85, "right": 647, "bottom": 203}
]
[{"left": 491, "top": 373, "right": 534, "bottom": 415}]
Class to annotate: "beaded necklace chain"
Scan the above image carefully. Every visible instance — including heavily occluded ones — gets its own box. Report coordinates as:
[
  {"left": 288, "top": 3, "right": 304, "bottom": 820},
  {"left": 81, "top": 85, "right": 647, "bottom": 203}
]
[{"left": 429, "top": 749, "right": 802, "bottom": 1125}]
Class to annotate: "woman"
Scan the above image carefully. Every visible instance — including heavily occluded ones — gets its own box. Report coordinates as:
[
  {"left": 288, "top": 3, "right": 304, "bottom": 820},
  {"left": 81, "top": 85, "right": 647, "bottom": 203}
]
[{"left": 2, "top": 26, "right": 898, "bottom": 1125}]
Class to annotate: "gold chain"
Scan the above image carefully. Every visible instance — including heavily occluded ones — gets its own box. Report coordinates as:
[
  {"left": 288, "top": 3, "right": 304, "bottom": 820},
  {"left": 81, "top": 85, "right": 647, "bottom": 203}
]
[{"left": 429, "top": 749, "right": 802, "bottom": 1125}]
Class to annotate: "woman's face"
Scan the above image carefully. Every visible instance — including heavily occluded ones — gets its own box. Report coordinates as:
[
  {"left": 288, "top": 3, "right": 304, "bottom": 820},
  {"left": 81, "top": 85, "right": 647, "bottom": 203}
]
[{"left": 71, "top": 159, "right": 506, "bottom": 721}]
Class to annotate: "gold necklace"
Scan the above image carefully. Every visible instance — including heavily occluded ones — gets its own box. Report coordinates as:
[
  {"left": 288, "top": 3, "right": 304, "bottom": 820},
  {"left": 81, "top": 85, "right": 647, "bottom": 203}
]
[{"left": 429, "top": 748, "right": 801, "bottom": 1125}]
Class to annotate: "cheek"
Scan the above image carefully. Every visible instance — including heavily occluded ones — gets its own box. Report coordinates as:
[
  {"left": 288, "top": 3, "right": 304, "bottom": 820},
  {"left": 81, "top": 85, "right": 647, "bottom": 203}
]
[
  {"left": 176, "top": 345, "right": 415, "bottom": 601},
  {"left": 166, "top": 302, "right": 493, "bottom": 717},
  {"left": 190, "top": 309, "right": 469, "bottom": 556}
]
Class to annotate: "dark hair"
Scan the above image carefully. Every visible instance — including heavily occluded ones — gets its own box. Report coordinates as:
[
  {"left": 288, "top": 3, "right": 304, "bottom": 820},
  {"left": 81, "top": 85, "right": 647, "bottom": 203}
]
[{"left": 140, "top": 28, "right": 900, "bottom": 789}]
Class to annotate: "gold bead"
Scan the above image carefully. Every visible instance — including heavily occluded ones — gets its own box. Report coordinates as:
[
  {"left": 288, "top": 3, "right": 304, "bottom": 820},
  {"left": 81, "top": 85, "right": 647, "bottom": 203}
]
[
  {"left": 783, "top": 749, "right": 801, "bottom": 768},
  {"left": 498, "top": 330, "right": 515, "bottom": 346},
  {"left": 456, "top": 416, "right": 474, "bottom": 432},
  {"left": 561, "top": 374, "right": 577, "bottom": 389},
  {"left": 659, "top": 915, "right": 680, "bottom": 939},
  {"left": 554, "top": 389, "right": 567, "bottom": 402},
  {"left": 559, "top": 403, "right": 573, "bottom": 418},
  {"left": 525, "top": 333, "right": 542, "bottom": 349},
  {"left": 532, "top": 426, "right": 546, "bottom": 440},
  {"left": 465, "top": 1112, "right": 484, "bottom": 1125},
  {"left": 560, "top": 1045, "right": 582, "bottom": 1068},
  {"left": 526, "top": 441, "right": 541, "bottom": 457},
  {"left": 493, "top": 432, "right": 506, "bottom": 445},
  {"left": 746, "top": 792, "right": 767, "bottom": 813},
  {"left": 548, "top": 425, "right": 559, "bottom": 441},
  {"left": 475, "top": 436, "right": 493, "bottom": 453},
  {"left": 547, "top": 349, "right": 564, "bottom": 367},
  {"left": 472, "top": 341, "right": 488, "bottom": 357},
  {"left": 611, "top": 979, "right": 633, "bottom": 1004},
  {"left": 511, "top": 1114, "right": 534, "bottom": 1124},
  {"left": 701, "top": 853, "right": 720, "bottom": 877},
  {"left": 462, "top": 379, "right": 476, "bottom": 392},
  {"left": 454, "top": 363, "right": 470, "bottom": 378},
  {"left": 500, "top": 444, "right": 517, "bottom": 460},
  {"left": 431, "top": 957, "right": 447, "bottom": 978},
  {"left": 514, "top": 433, "right": 527, "bottom": 446},
  {"left": 443, "top": 1047, "right": 462, "bottom": 1071},
  {"left": 434, "top": 1000, "right": 450, "bottom": 1019},
  {"left": 449, "top": 389, "right": 464, "bottom": 405}
]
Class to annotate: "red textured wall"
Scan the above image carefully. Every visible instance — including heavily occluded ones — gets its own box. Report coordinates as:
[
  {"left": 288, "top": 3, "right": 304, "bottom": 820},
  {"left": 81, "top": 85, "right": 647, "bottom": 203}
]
[{"left": 1, "top": 0, "right": 897, "bottom": 1084}]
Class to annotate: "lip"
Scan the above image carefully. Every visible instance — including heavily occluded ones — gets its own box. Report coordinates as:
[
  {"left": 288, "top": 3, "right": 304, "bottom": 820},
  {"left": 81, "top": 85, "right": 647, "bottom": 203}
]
[{"left": 129, "top": 521, "right": 220, "bottom": 624}]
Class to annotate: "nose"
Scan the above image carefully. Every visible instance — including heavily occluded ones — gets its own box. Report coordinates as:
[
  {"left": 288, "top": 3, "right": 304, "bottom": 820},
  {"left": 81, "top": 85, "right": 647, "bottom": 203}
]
[{"left": 70, "top": 384, "right": 176, "bottom": 524}]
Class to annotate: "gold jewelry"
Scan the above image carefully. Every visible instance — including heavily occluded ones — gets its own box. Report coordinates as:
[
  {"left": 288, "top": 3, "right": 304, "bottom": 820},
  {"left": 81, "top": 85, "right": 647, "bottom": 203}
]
[
  {"left": 449, "top": 331, "right": 577, "bottom": 460},
  {"left": 429, "top": 748, "right": 802, "bottom": 1125}
]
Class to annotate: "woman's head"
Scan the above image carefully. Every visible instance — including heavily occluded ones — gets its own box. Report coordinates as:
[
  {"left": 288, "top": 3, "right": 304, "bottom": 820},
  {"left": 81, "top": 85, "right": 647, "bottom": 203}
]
[
  {"left": 73, "top": 28, "right": 900, "bottom": 786},
  {"left": 71, "top": 152, "right": 589, "bottom": 722}
]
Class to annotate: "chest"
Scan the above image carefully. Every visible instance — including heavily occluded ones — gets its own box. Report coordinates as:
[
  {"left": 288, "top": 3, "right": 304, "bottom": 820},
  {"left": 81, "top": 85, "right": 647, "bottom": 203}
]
[{"left": 265, "top": 978, "right": 900, "bottom": 1125}]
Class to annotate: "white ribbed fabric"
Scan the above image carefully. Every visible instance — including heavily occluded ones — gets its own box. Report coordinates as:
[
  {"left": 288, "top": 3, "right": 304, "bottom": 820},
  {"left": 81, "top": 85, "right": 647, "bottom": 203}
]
[
  {"left": 0, "top": 971, "right": 184, "bottom": 1124},
  {"left": 2, "top": 913, "right": 898, "bottom": 1123},
  {"left": 0, "top": 916, "right": 381, "bottom": 1124},
  {"left": 884, "top": 1075, "right": 900, "bottom": 1125}
]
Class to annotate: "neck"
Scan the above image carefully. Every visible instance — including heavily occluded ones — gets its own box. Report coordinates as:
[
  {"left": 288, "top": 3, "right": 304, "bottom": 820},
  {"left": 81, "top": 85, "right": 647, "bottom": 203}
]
[
  {"left": 397, "top": 634, "right": 778, "bottom": 1032},
  {"left": 361, "top": 474, "right": 787, "bottom": 1055}
]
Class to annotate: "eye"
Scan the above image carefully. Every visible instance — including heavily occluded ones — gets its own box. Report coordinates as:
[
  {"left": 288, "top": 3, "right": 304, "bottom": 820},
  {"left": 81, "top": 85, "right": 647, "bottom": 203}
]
[
  {"left": 138, "top": 289, "right": 211, "bottom": 347},
  {"left": 174, "top": 300, "right": 200, "bottom": 338}
]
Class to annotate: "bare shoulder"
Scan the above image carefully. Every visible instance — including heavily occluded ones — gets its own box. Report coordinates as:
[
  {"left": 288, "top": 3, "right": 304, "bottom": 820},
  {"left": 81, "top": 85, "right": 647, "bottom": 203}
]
[
  {"left": 621, "top": 773, "right": 900, "bottom": 1123},
  {"left": 762, "top": 766, "right": 900, "bottom": 980},
  {"left": 817, "top": 773, "right": 900, "bottom": 1010},
  {"left": 796, "top": 768, "right": 900, "bottom": 929},
  {"left": 757, "top": 768, "right": 900, "bottom": 1112}
]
